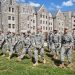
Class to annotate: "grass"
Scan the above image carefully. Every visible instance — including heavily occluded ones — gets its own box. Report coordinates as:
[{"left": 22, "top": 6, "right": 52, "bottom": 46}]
[{"left": 0, "top": 48, "right": 75, "bottom": 75}]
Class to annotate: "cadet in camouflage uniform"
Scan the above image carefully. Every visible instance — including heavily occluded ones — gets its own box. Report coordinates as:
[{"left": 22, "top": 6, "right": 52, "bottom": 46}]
[
  {"left": 7, "top": 32, "right": 17, "bottom": 59},
  {"left": 33, "top": 26, "right": 46, "bottom": 66},
  {"left": 59, "top": 28, "right": 74, "bottom": 68},
  {"left": 0, "top": 30, "right": 5, "bottom": 56},
  {"left": 48, "top": 31, "right": 53, "bottom": 53},
  {"left": 17, "top": 31, "right": 32, "bottom": 61},
  {"left": 2, "top": 31, "right": 12, "bottom": 56},
  {"left": 51, "top": 30, "right": 61, "bottom": 59},
  {"left": 15, "top": 33, "right": 21, "bottom": 55}
]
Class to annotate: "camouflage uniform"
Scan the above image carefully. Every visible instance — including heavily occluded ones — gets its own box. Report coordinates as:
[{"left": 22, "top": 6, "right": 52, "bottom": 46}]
[
  {"left": 18, "top": 32, "right": 32, "bottom": 60},
  {"left": 33, "top": 32, "right": 45, "bottom": 65},
  {"left": 61, "top": 33, "right": 73, "bottom": 64},
  {"left": 51, "top": 31, "right": 61, "bottom": 58},
  {"left": 59, "top": 28, "right": 74, "bottom": 68},
  {"left": 48, "top": 32, "right": 53, "bottom": 52},
  {"left": 0, "top": 32, "right": 5, "bottom": 55},
  {"left": 15, "top": 33, "right": 21, "bottom": 54},
  {"left": 8, "top": 33, "right": 17, "bottom": 58}
]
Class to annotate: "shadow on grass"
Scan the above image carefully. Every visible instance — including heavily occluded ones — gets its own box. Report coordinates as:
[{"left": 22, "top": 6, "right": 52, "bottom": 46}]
[
  {"left": 46, "top": 53, "right": 53, "bottom": 58},
  {"left": 52, "top": 58, "right": 61, "bottom": 66},
  {"left": 0, "top": 53, "right": 3, "bottom": 56},
  {"left": 45, "top": 49, "right": 50, "bottom": 53},
  {"left": 46, "top": 53, "right": 61, "bottom": 66}
]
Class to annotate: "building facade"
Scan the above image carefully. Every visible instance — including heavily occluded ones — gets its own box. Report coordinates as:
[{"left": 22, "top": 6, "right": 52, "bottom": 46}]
[
  {"left": 0, "top": 0, "right": 18, "bottom": 33},
  {"left": 36, "top": 5, "right": 53, "bottom": 35},
  {"left": 0, "top": 0, "right": 75, "bottom": 35},
  {"left": 18, "top": 3, "right": 36, "bottom": 34},
  {"left": 72, "top": 12, "right": 75, "bottom": 34},
  {"left": 53, "top": 10, "right": 65, "bottom": 34},
  {"left": 0, "top": 0, "right": 53, "bottom": 35}
]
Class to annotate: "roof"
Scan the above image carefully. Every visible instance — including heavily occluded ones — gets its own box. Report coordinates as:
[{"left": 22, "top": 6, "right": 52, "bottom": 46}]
[
  {"left": 35, "top": 7, "right": 41, "bottom": 12},
  {"left": 34, "top": 5, "right": 45, "bottom": 12}
]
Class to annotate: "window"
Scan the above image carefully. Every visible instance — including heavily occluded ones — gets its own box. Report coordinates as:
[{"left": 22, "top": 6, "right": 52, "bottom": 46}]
[
  {"left": 10, "top": 0, "right": 12, "bottom": 5},
  {"left": 51, "top": 27, "right": 52, "bottom": 30},
  {"left": 49, "top": 22, "right": 50, "bottom": 25},
  {"left": 74, "top": 20, "right": 75, "bottom": 22},
  {"left": 8, "top": 16, "right": 11, "bottom": 20},
  {"left": 40, "top": 14, "right": 42, "bottom": 18},
  {"left": 12, "top": 17, "right": 14, "bottom": 21},
  {"left": 28, "top": 24, "right": 29, "bottom": 28},
  {"left": 46, "top": 27, "right": 47, "bottom": 30},
  {"left": 46, "top": 16, "right": 47, "bottom": 19},
  {"left": 46, "top": 21, "right": 47, "bottom": 24},
  {"left": 33, "top": 13, "right": 35, "bottom": 17},
  {"left": 9, "top": 7, "right": 11, "bottom": 12},
  {"left": 31, "top": 19, "right": 32, "bottom": 21},
  {"left": 8, "top": 24, "right": 11, "bottom": 28},
  {"left": 33, "top": 26, "right": 35, "bottom": 29},
  {"left": 12, "top": 8, "right": 14, "bottom": 12},
  {"left": 43, "top": 21, "right": 45, "bottom": 24},
  {"left": 0, "top": 2, "right": 1, "bottom": 12},
  {"left": 43, "top": 15, "right": 45, "bottom": 18},
  {"left": 41, "top": 26, "right": 42, "bottom": 29},
  {"left": 40, "top": 20, "right": 42, "bottom": 24},
  {"left": 12, "top": 24, "right": 15, "bottom": 28},
  {"left": 49, "top": 27, "right": 50, "bottom": 30},
  {"left": 33, "top": 20, "right": 35, "bottom": 23},
  {"left": 43, "top": 26, "right": 45, "bottom": 30},
  {"left": 51, "top": 22, "right": 52, "bottom": 25}
]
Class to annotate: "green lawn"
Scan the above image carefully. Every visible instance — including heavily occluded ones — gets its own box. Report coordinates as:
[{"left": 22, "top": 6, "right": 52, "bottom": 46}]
[{"left": 0, "top": 49, "right": 75, "bottom": 75}]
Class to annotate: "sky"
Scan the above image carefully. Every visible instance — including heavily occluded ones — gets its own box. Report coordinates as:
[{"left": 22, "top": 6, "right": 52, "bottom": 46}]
[{"left": 16, "top": 0, "right": 75, "bottom": 12}]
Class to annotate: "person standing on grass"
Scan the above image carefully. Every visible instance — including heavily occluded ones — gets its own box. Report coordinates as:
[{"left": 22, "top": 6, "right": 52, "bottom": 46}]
[
  {"left": 0, "top": 29, "right": 5, "bottom": 56},
  {"left": 59, "top": 28, "right": 74, "bottom": 68},
  {"left": 7, "top": 32, "right": 17, "bottom": 59},
  {"left": 51, "top": 29, "right": 61, "bottom": 59},
  {"left": 48, "top": 31, "right": 53, "bottom": 54},
  {"left": 33, "top": 26, "right": 46, "bottom": 66},
  {"left": 17, "top": 30, "right": 32, "bottom": 61}
]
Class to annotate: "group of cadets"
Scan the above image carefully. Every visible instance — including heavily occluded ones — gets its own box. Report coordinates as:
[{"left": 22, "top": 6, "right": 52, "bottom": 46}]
[{"left": 0, "top": 26, "right": 75, "bottom": 68}]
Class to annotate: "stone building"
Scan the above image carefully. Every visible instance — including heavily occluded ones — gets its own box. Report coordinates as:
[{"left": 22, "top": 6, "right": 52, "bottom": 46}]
[
  {"left": 0, "top": 0, "right": 53, "bottom": 35},
  {"left": 0, "top": 0, "right": 75, "bottom": 35},
  {"left": 63, "top": 11, "right": 72, "bottom": 33},
  {"left": 18, "top": 3, "right": 36, "bottom": 34},
  {"left": 36, "top": 5, "right": 53, "bottom": 35},
  {"left": 0, "top": 0, "right": 18, "bottom": 33},
  {"left": 72, "top": 12, "right": 75, "bottom": 34},
  {"left": 53, "top": 10, "right": 65, "bottom": 34}
]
